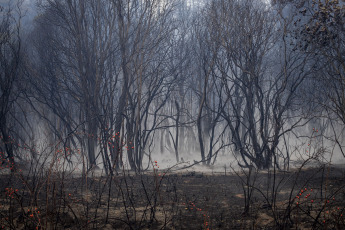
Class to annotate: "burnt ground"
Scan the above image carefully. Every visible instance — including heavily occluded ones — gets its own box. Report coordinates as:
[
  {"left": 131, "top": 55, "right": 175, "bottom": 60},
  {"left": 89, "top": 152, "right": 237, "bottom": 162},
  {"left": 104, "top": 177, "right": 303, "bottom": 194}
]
[{"left": 0, "top": 165, "right": 344, "bottom": 229}]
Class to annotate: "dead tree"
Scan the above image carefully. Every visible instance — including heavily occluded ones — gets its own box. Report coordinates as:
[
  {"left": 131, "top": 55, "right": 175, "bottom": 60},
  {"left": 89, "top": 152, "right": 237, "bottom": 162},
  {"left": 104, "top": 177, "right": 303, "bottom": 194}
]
[
  {"left": 0, "top": 0, "right": 24, "bottom": 171},
  {"left": 205, "top": 0, "right": 315, "bottom": 169}
]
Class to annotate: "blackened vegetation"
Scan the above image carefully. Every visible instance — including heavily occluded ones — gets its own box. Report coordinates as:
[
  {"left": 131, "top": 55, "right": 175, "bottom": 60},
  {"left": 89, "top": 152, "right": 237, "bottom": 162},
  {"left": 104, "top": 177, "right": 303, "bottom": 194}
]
[
  {"left": 0, "top": 165, "right": 344, "bottom": 229},
  {"left": 1, "top": 0, "right": 345, "bottom": 229}
]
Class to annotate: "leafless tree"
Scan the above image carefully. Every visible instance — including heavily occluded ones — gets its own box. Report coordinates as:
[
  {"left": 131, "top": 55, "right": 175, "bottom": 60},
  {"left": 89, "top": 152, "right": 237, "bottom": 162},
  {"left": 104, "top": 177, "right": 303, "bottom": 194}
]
[
  {"left": 27, "top": 0, "right": 119, "bottom": 171},
  {"left": 204, "top": 0, "right": 315, "bottom": 169},
  {"left": 0, "top": 0, "right": 24, "bottom": 171},
  {"left": 27, "top": 0, "right": 179, "bottom": 173}
]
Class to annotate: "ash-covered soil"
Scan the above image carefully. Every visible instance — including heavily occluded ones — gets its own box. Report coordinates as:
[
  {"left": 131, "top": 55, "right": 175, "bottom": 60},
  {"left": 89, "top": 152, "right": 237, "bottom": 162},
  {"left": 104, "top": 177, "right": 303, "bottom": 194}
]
[{"left": 0, "top": 165, "right": 344, "bottom": 229}]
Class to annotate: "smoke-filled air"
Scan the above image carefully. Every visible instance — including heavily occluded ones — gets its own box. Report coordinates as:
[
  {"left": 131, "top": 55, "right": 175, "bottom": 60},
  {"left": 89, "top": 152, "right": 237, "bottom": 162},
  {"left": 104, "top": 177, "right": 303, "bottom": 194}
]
[{"left": 1, "top": 0, "right": 345, "bottom": 229}]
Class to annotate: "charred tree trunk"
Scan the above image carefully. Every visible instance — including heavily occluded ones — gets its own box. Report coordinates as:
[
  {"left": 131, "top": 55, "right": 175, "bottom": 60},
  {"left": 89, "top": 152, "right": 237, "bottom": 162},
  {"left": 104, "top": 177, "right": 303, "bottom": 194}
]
[{"left": 174, "top": 101, "right": 180, "bottom": 163}]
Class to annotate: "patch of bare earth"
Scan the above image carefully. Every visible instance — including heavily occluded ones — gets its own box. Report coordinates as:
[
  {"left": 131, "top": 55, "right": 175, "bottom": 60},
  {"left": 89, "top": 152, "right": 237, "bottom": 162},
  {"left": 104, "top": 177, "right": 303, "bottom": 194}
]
[{"left": 0, "top": 166, "right": 344, "bottom": 229}]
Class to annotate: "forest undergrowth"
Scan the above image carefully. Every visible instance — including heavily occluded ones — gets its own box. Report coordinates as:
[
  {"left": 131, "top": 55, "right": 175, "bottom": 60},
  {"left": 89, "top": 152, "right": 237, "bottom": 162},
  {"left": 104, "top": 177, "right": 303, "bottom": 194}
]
[{"left": 0, "top": 153, "right": 344, "bottom": 230}]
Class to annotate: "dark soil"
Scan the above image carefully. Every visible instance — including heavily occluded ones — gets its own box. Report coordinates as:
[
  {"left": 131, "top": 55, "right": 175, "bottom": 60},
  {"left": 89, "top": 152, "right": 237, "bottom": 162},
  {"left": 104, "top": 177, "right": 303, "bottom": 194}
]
[{"left": 0, "top": 165, "right": 344, "bottom": 229}]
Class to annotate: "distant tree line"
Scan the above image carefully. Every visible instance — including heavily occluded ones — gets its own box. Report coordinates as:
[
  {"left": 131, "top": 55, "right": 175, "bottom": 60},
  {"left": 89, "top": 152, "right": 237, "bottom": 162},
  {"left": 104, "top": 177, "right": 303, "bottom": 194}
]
[{"left": 1, "top": 0, "right": 345, "bottom": 173}]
